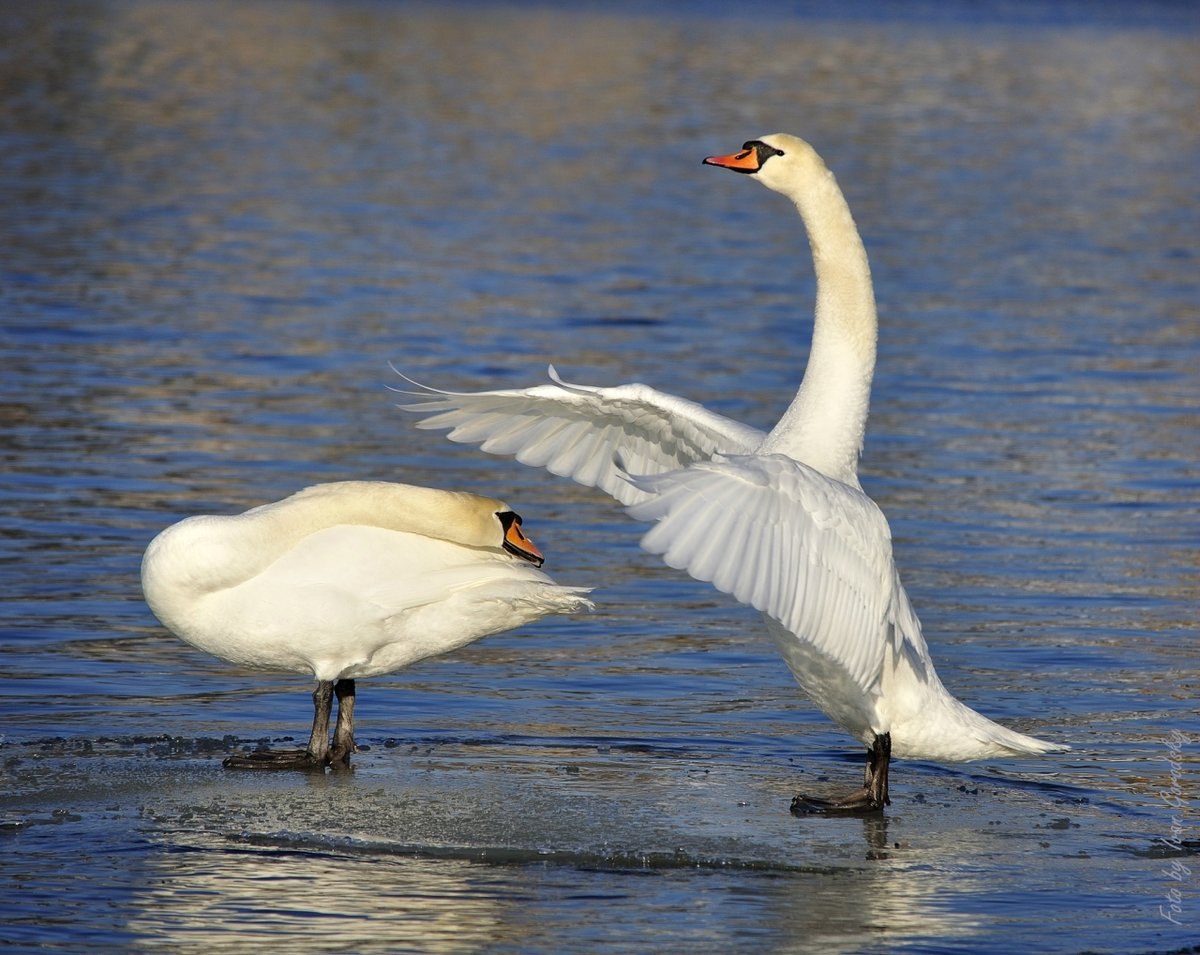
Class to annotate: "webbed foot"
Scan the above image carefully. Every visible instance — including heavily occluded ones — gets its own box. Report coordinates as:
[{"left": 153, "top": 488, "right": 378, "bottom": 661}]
[
  {"left": 790, "top": 732, "right": 891, "bottom": 816},
  {"left": 218, "top": 678, "right": 358, "bottom": 771},
  {"left": 790, "top": 787, "right": 885, "bottom": 815},
  {"left": 222, "top": 748, "right": 328, "bottom": 771}
]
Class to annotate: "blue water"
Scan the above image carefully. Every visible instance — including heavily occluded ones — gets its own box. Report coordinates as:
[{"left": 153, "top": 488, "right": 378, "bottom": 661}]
[{"left": 2, "top": 1, "right": 1198, "bottom": 952}]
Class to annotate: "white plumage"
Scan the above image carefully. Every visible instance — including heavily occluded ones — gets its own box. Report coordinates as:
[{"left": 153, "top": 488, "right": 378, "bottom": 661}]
[
  {"left": 401, "top": 365, "right": 766, "bottom": 507},
  {"left": 400, "top": 134, "right": 1065, "bottom": 810},
  {"left": 142, "top": 480, "right": 593, "bottom": 770}
]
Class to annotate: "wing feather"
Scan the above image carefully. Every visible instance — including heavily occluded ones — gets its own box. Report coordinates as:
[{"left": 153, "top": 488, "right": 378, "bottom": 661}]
[
  {"left": 627, "top": 454, "right": 898, "bottom": 693},
  {"left": 395, "top": 366, "right": 767, "bottom": 505}
]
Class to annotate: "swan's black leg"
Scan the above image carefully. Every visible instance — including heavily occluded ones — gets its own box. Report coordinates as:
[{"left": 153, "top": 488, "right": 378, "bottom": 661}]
[
  {"left": 329, "top": 679, "right": 356, "bottom": 768},
  {"left": 790, "top": 732, "right": 891, "bottom": 815},
  {"left": 223, "top": 680, "right": 335, "bottom": 771},
  {"left": 305, "top": 680, "right": 335, "bottom": 764},
  {"left": 866, "top": 730, "right": 891, "bottom": 808}
]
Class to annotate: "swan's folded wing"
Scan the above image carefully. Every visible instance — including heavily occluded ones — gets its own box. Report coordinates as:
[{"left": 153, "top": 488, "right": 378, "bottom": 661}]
[
  {"left": 626, "top": 454, "right": 898, "bottom": 692},
  {"left": 396, "top": 366, "right": 766, "bottom": 506}
]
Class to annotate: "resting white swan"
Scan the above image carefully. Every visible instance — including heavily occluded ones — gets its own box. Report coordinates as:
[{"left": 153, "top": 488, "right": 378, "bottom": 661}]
[
  {"left": 399, "top": 134, "right": 1066, "bottom": 812},
  {"left": 141, "top": 480, "right": 594, "bottom": 769}
]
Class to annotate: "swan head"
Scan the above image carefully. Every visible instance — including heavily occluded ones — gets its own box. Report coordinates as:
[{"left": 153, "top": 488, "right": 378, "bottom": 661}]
[
  {"left": 353, "top": 484, "right": 547, "bottom": 568},
  {"left": 496, "top": 510, "right": 544, "bottom": 567},
  {"left": 702, "top": 133, "right": 825, "bottom": 197},
  {"left": 252, "top": 482, "right": 550, "bottom": 569}
]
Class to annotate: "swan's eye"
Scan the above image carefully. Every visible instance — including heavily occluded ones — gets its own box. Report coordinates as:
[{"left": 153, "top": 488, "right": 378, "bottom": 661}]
[{"left": 743, "top": 141, "right": 785, "bottom": 165}]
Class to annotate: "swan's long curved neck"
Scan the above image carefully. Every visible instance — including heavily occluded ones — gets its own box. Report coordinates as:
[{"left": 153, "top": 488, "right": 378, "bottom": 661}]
[
  {"left": 144, "top": 482, "right": 502, "bottom": 599},
  {"left": 246, "top": 482, "right": 499, "bottom": 554},
  {"left": 758, "top": 166, "right": 877, "bottom": 487}
]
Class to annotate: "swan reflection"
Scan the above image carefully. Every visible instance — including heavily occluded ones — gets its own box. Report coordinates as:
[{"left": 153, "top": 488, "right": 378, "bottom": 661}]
[{"left": 128, "top": 845, "right": 509, "bottom": 952}]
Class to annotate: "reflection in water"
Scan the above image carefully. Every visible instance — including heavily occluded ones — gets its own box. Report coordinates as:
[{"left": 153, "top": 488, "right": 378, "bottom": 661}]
[
  {"left": 128, "top": 847, "right": 509, "bottom": 953},
  {"left": 118, "top": 763, "right": 987, "bottom": 953},
  {"left": 123, "top": 843, "right": 987, "bottom": 955}
]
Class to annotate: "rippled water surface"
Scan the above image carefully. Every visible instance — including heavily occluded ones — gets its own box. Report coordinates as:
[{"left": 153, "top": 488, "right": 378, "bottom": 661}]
[{"left": 2, "top": 1, "right": 1198, "bottom": 952}]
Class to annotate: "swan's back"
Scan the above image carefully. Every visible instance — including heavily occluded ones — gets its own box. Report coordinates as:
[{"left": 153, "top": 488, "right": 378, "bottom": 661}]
[{"left": 141, "top": 483, "right": 593, "bottom": 681}]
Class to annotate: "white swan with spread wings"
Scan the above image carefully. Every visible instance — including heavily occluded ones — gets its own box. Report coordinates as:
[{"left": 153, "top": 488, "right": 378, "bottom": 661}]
[{"left": 399, "top": 134, "right": 1065, "bottom": 811}]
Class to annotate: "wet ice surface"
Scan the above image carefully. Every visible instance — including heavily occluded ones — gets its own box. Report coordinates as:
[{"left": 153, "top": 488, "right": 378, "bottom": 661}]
[
  {"left": 0, "top": 732, "right": 1165, "bottom": 954},
  {"left": 3, "top": 646, "right": 1194, "bottom": 954},
  {"left": 2, "top": 0, "right": 1198, "bottom": 952}
]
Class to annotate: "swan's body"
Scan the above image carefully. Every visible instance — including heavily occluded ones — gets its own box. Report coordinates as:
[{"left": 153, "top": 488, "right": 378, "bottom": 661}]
[
  {"left": 400, "top": 134, "right": 1065, "bottom": 810},
  {"left": 142, "top": 480, "right": 593, "bottom": 768}
]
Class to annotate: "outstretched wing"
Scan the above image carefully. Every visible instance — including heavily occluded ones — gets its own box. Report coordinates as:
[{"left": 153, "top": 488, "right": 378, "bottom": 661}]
[
  {"left": 626, "top": 453, "right": 906, "bottom": 693},
  {"left": 396, "top": 365, "right": 766, "bottom": 505}
]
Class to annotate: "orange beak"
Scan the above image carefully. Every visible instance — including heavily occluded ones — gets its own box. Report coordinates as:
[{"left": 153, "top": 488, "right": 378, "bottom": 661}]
[
  {"left": 703, "top": 147, "right": 762, "bottom": 172},
  {"left": 502, "top": 513, "right": 545, "bottom": 567}
]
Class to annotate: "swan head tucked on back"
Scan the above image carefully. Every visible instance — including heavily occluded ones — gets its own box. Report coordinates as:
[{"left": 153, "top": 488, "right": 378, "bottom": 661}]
[
  {"left": 143, "top": 481, "right": 548, "bottom": 610},
  {"left": 141, "top": 480, "right": 594, "bottom": 683},
  {"left": 270, "top": 481, "right": 545, "bottom": 566}
]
